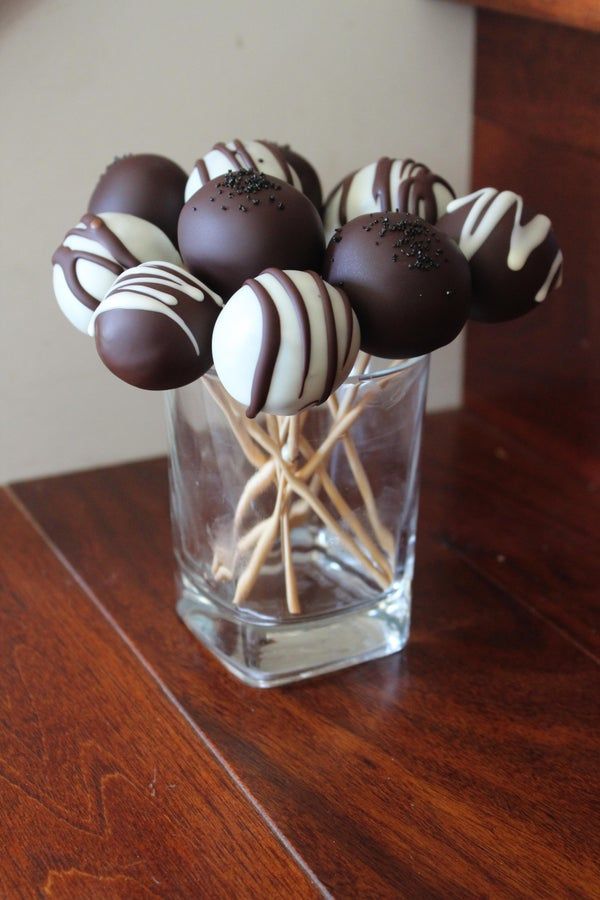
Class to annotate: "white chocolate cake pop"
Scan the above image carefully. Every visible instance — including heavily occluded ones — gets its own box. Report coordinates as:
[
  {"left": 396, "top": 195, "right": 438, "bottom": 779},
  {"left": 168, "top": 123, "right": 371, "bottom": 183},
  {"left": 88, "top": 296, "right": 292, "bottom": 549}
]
[
  {"left": 52, "top": 212, "right": 181, "bottom": 333},
  {"left": 323, "top": 157, "right": 455, "bottom": 241},
  {"left": 185, "top": 139, "right": 301, "bottom": 201},
  {"left": 212, "top": 268, "right": 360, "bottom": 417}
]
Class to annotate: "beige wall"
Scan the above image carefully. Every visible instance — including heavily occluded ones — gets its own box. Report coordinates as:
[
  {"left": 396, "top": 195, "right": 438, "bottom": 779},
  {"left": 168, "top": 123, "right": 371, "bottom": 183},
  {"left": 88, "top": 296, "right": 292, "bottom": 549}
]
[{"left": 0, "top": 0, "right": 474, "bottom": 483}]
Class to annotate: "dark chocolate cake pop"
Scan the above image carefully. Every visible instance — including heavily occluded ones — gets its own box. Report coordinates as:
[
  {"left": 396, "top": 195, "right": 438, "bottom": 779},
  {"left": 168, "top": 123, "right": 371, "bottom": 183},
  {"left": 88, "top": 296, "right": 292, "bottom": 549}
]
[
  {"left": 436, "top": 188, "right": 563, "bottom": 322},
  {"left": 90, "top": 261, "right": 222, "bottom": 390},
  {"left": 279, "top": 144, "right": 322, "bottom": 210},
  {"left": 88, "top": 154, "right": 187, "bottom": 246},
  {"left": 178, "top": 170, "right": 325, "bottom": 299},
  {"left": 323, "top": 212, "right": 471, "bottom": 358},
  {"left": 323, "top": 158, "right": 455, "bottom": 241}
]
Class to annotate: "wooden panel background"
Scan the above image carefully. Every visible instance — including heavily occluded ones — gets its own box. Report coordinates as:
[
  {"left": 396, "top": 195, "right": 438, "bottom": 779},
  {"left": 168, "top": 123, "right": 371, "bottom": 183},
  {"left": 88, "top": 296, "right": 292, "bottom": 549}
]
[{"left": 466, "top": 11, "right": 600, "bottom": 480}]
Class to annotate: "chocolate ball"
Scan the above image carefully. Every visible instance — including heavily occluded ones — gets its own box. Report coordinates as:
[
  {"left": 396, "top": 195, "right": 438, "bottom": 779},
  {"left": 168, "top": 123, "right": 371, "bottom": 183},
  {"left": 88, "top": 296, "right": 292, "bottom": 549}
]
[
  {"left": 212, "top": 268, "right": 359, "bottom": 417},
  {"left": 88, "top": 154, "right": 187, "bottom": 246},
  {"left": 436, "top": 188, "right": 563, "bottom": 323},
  {"left": 185, "top": 139, "right": 301, "bottom": 202},
  {"left": 178, "top": 170, "right": 325, "bottom": 300},
  {"left": 90, "top": 261, "right": 222, "bottom": 390},
  {"left": 52, "top": 212, "right": 181, "bottom": 334},
  {"left": 323, "top": 157, "right": 455, "bottom": 241},
  {"left": 279, "top": 144, "right": 322, "bottom": 210},
  {"left": 323, "top": 212, "right": 471, "bottom": 359}
]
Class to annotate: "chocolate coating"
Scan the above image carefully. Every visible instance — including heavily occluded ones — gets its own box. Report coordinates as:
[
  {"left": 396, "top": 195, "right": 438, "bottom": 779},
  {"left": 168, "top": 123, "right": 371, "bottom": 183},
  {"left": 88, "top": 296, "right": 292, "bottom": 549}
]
[
  {"left": 279, "top": 144, "right": 322, "bottom": 210},
  {"left": 323, "top": 158, "right": 455, "bottom": 242},
  {"left": 178, "top": 170, "right": 325, "bottom": 300},
  {"left": 88, "top": 154, "right": 187, "bottom": 246},
  {"left": 90, "top": 262, "right": 222, "bottom": 390},
  {"left": 323, "top": 212, "right": 471, "bottom": 359},
  {"left": 436, "top": 188, "right": 563, "bottom": 322}
]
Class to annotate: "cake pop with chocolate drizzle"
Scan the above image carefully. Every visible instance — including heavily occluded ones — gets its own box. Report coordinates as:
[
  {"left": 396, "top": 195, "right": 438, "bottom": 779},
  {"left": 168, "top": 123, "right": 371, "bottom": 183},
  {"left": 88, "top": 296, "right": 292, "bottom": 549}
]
[
  {"left": 185, "top": 139, "right": 302, "bottom": 201},
  {"left": 52, "top": 212, "right": 181, "bottom": 333},
  {"left": 211, "top": 268, "right": 360, "bottom": 416},
  {"left": 436, "top": 188, "right": 563, "bottom": 322},
  {"left": 323, "top": 157, "right": 455, "bottom": 242},
  {"left": 90, "top": 261, "right": 222, "bottom": 390}
]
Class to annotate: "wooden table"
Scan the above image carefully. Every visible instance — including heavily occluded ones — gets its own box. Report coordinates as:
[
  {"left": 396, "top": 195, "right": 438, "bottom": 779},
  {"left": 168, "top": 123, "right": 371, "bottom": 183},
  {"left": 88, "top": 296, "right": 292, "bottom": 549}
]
[{"left": 1, "top": 406, "right": 598, "bottom": 898}]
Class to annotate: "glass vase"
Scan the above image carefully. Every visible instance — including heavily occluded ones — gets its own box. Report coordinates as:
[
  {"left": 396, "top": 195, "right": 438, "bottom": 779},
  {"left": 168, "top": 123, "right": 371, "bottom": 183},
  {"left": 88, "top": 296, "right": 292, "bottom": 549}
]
[{"left": 166, "top": 354, "right": 429, "bottom": 687}]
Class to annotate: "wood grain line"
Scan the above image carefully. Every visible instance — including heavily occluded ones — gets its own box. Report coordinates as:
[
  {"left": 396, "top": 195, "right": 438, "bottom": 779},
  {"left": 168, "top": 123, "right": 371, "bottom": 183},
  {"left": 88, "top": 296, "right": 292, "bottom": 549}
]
[{"left": 4, "top": 486, "right": 331, "bottom": 900}]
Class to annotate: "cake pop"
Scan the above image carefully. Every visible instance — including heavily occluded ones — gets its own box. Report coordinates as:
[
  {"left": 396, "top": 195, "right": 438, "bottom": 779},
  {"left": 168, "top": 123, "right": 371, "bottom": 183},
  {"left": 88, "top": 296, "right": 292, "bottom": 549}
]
[
  {"left": 88, "top": 153, "right": 187, "bottom": 246},
  {"left": 212, "top": 268, "right": 360, "bottom": 417},
  {"left": 436, "top": 188, "right": 563, "bottom": 322},
  {"left": 323, "top": 157, "right": 455, "bottom": 241},
  {"left": 90, "top": 261, "right": 222, "bottom": 390},
  {"left": 178, "top": 170, "right": 325, "bottom": 299},
  {"left": 52, "top": 212, "right": 181, "bottom": 333},
  {"left": 185, "top": 139, "right": 301, "bottom": 201},
  {"left": 323, "top": 212, "right": 470, "bottom": 358}
]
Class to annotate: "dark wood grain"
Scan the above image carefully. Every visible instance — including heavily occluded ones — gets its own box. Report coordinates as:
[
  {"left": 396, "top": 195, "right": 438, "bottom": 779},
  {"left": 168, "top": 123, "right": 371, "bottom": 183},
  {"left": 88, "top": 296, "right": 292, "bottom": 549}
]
[
  {"left": 467, "top": 11, "right": 600, "bottom": 479},
  {"left": 421, "top": 412, "right": 600, "bottom": 656},
  {"left": 0, "top": 489, "right": 319, "bottom": 899},
  {"left": 454, "top": 0, "right": 600, "bottom": 32},
  {"left": 13, "top": 426, "right": 600, "bottom": 898}
]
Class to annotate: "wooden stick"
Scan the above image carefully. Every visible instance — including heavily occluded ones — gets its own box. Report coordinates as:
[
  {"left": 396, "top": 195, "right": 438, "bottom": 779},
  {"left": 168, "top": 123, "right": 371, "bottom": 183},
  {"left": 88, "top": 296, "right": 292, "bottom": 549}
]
[
  {"left": 298, "top": 435, "right": 393, "bottom": 581},
  {"left": 233, "top": 459, "right": 277, "bottom": 531},
  {"left": 328, "top": 394, "right": 395, "bottom": 558},
  {"left": 233, "top": 474, "right": 285, "bottom": 606},
  {"left": 280, "top": 415, "right": 301, "bottom": 614},
  {"left": 203, "top": 378, "right": 267, "bottom": 470}
]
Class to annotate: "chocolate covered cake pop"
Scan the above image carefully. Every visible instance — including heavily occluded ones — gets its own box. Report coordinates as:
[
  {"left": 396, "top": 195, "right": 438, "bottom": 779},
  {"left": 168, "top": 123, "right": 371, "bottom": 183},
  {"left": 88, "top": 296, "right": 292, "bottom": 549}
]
[
  {"left": 178, "top": 170, "right": 325, "bottom": 299},
  {"left": 280, "top": 144, "right": 322, "bottom": 210},
  {"left": 88, "top": 154, "right": 187, "bottom": 246},
  {"left": 212, "top": 268, "right": 360, "bottom": 417},
  {"left": 436, "top": 188, "right": 563, "bottom": 322},
  {"left": 90, "top": 262, "right": 222, "bottom": 390},
  {"left": 323, "top": 212, "right": 470, "bottom": 359},
  {"left": 52, "top": 212, "right": 182, "bottom": 333},
  {"left": 323, "top": 158, "right": 455, "bottom": 241},
  {"left": 185, "top": 139, "right": 301, "bottom": 201}
]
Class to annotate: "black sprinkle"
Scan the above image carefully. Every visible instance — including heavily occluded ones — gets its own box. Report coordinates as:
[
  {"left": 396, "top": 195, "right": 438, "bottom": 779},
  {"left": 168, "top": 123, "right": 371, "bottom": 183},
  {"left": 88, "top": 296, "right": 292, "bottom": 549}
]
[{"left": 221, "top": 205, "right": 228, "bottom": 211}]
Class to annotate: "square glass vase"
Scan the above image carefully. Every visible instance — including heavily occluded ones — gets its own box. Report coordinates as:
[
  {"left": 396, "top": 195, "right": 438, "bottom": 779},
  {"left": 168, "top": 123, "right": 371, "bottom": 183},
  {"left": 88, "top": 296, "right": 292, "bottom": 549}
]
[{"left": 166, "top": 354, "right": 429, "bottom": 687}]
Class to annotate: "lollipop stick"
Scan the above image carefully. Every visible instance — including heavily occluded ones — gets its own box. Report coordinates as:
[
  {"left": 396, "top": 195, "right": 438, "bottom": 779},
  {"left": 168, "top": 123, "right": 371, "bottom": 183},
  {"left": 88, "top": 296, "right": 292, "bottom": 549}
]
[{"left": 327, "top": 394, "right": 395, "bottom": 558}]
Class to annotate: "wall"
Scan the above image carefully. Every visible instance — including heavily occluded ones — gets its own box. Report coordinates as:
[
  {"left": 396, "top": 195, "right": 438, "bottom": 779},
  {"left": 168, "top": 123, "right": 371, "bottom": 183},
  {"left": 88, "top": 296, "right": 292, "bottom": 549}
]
[{"left": 0, "top": 0, "right": 474, "bottom": 482}]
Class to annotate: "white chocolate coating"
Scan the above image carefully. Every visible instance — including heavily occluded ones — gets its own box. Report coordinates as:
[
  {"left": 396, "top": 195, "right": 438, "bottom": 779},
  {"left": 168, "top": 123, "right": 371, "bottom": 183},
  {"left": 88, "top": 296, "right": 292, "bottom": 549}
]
[
  {"left": 212, "top": 269, "right": 360, "bottom": 416},
  {"left": 185, "top": 139, "right": 301, "bottom": 201},
  {"left": 323, "top": 158, "right": 454, "bottom": 242},
  {"left": 52, "top": 212, "right": 181, "bottom": 334}
]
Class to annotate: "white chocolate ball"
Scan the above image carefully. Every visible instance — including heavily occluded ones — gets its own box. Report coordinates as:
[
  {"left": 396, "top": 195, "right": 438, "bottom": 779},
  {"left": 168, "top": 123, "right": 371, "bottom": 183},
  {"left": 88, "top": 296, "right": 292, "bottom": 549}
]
[
  {"left": 212, "top": 269, "right": 360, "bottom": 417},
  {"left": 323, "top": 157, "right": 455, "bottom": 242},
  {"left": 185, "top": 139, "right": 301, "bottom": 201},
  {"left": 52, "top": 212, "right": 182, "bottom": 334}
]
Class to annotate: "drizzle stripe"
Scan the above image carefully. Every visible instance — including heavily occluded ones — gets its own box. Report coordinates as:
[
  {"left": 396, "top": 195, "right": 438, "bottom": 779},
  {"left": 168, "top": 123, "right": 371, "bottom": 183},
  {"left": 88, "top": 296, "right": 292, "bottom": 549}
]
[
  {"left": 195, "top": 158, "right": 210, "bottom": 185},
  {"left": 259, "top": 141, "right": 294, "bottom": 184},
  {"left": 246, "top": 279, "right": 281, "bottom": 418},
  {"left": 232, "top": 139, "right": 257, "bottom": 170},
  {"left": 264, "top": 269, "right": 311, "bottom": 398},
  {"left": 372, "top": 157, "right": 393, "bottom": 211},
  {"left": 307, "top": 272, "right": 337, "bottom": 403}
]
